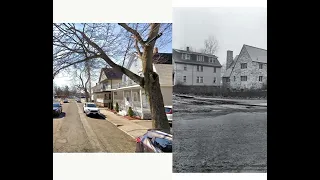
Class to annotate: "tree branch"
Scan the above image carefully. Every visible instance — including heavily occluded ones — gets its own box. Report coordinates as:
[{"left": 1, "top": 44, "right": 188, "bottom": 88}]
[
  {"left": 53, "top": 54, "right": 100, "bottom": 79},
  {"left": 71, "top": 27, "right": 144, "bottom": 86},
  {"left": 118, "top": 23, "right": 145, "bottom": 47}
]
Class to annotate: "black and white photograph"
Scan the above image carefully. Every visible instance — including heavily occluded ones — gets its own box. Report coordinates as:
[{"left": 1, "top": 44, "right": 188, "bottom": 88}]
[{"left": 172, "top": 7, "right": 267, "bottom": 173}]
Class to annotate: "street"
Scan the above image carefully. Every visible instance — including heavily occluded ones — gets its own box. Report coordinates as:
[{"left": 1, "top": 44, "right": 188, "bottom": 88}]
[
  {"left": 53, "top": 100, "right": 136, "bottom": 153},
  {"left": 172, "top": 95, "right": 267, "bottom": 173}
]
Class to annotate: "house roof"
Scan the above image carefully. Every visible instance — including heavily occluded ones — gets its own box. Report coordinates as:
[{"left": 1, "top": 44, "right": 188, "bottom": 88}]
[
  {"left": 244, "top": 44, "right": 267, "bottom": 63},
  {"left": 223, "top": 55, "right": 239, "bottom": 77},
  {"left": 153, "top": 53, "right": 172, "bottom": 64},
  {"left": 222, "top": 45, "right": 267, "bottom": 78},
  {"left": 154, "top": 64, "right": 173, "bottom": 85},
  {"left": 172, "top": 49, "right": 222, "bottom": 67},
  {"left": 102, "top": 67, "right": 123, "bottom": 79},
  {"left": 174, "top": 48, "right": 217, "bottom": 58}
]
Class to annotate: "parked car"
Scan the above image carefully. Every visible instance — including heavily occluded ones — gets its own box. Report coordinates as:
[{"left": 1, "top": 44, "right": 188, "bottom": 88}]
[
  {"left": 83, "top": 102, "right": 100, "bottom": 116},
  {"left": 165, "top": 106, "right": 172, "bottom": 123},
  {"left": 53, "top": 102, "right": 62, "bottom": 116},
  {"left": 63, "top": 99, "right": 69, "bottom": 103},
  {"left": 76, "top": 98, "right": 81, "bottom": 103},
  {"left": 135, "top": 129, "right": 172, "bottom": 153}
]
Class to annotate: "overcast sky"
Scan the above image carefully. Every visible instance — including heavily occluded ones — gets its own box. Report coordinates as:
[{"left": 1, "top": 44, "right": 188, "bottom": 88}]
[{"left": 173, "top": 7, "right": 267, "bottom": 65}]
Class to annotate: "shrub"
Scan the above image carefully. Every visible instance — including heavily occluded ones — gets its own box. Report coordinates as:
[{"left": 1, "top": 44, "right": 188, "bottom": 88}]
[
  {"left": 115, "top": 102, "right": 119, "bottom": 112},
  {"left": 128, "top": 107, "right": 134, "bottom": 117}
]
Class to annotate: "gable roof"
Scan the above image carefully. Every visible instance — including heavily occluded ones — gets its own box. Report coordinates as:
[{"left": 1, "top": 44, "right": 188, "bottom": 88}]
[
  {"left": 244, "top": 44, "right": 267, "bottom": 63},
  {"left": 223, "top": 55, "right": 239, "bottom": 77},
  {"left": 99, "top": 67, "right": 123, "bottom": 82}
]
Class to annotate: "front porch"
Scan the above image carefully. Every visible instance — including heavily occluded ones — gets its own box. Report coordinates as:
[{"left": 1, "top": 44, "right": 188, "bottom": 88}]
[{"left": 112, "top": 87, "right": 151, "bottom": 120}]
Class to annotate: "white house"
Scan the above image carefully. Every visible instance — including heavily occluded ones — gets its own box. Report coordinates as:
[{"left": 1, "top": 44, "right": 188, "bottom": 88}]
[
  {"left": 112, "top": 51, "right": 173, "bottom": 119},
  {"left": 92, "top": 68, "right": 123, "bottom": 108},
  {"left": 173, "top": 47, "right": 222, "bottom": 86},
  {"left": 92, "top": 50, "right": 173, "bottom": 119}
]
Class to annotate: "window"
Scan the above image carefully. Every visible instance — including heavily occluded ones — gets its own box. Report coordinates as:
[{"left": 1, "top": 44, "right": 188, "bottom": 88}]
[
  {"left": 226, "top": 78, "right": 230, "bottom": 82},
  {"left": 201, "top": 66, "right": 203, "bottom": 72},
  {"left": 133, "top": 92, "right": 138, "bottom": 101},
  {"left": 241, "top": 63, "right": 247, "bottom": 69},
  {"left": 183, "top": 76, "right": 186, "bottom": 82},
  {"left": 259, "top": 76, "right": 263, "bottom": 81},
  {"left": 182, "top": 53, "right": 190, "bottom": 60},
  {"left": 209, "top": 57, "right": 213, "bottom": 63},
  {"left": 184, "top": 64, "right": 187, "bottom": 70},
  {"left": 196, "top": 77, "right": 199, "bottom": 83},
  {"left": 259, "top": 63, "right": 263, "bottom": 69},
  {"left": 200, "top": 77, "right": 203, "bottom": 83},
  {"left": 241, "top": 76, "right": 247, "bottom": 81},
  {"left": 234, "top": 76, "right": 236, "bottom": 81},
  {"left": 104, "top": 94, "right": 107, "bottom": 99},
  {"left": 197, "top": 65, "right": 203, "bottom": 72},
  {"left": 213, "top": 67, "right": 216, "bottom": 73},
  {"left": 109, "top": 93, "right": 111, "bottom": 99},
  {"left": 213, "top": 77, "right": 216, "bottom": 83},
  {"left": 197, "top": 55, "right": 204, "bottom": 62}
]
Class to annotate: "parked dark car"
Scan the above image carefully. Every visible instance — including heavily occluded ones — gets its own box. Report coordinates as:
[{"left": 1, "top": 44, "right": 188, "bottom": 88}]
[
  {"left": 53, "top": 102, "right": 62, "bottom": 116},
  {"left": 135, "top": 129, "right": 172, "bottom": 153}
]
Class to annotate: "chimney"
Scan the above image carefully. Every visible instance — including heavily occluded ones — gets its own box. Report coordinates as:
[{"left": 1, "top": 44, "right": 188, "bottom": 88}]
[
  {"left": 226, "top": 50, "right": 233, "bottom": 69},
  {"left": 153, "top": 47, "right": 158, "bottom": 54},
  {"left": 186, "top": 47, "right": 190, "bottom": 52}
]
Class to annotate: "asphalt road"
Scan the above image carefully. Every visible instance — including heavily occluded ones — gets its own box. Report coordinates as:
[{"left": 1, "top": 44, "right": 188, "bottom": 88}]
[
  {"left": 53, "top": 100, "right": 136, "bottom": 153},
  {"left": 172, "top": 96, "right": 267, "bottom": 173}
]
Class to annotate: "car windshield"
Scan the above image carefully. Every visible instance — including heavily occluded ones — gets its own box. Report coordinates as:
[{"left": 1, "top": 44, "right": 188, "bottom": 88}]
[
  {"left": 87, "top": 104, "right": 96, "bottom": 107},
  {"left": 165, "top": 107, "right": 172, "bottom": 113},
  {"left": 152, "top": 137, "right": 172, "bottom": 152},
  {"left": 53, "top": 103, "right": 60, "bottom": 107}
]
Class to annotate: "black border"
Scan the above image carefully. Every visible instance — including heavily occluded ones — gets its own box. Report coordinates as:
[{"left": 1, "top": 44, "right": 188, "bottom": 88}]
[{"left": 8, "top": 1, "right": 53, "bottom": 178}]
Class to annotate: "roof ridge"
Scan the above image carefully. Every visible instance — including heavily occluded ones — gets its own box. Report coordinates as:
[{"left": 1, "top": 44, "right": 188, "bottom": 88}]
[{"left": 243, "top": 44, "right": 267, "bottom": 51}]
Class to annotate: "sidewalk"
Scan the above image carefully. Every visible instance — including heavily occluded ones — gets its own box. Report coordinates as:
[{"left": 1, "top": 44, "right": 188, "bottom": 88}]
[
  {"left": 175, "top": 94, "right": 267, "bottom": 107},
  {"left": 99, "top": 108, "right": 151, "bottom": 139}
]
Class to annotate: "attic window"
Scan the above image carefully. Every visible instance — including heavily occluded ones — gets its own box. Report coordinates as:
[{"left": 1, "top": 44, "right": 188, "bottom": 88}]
[{"left": 209, "top": 57, "right": 215, "bottom": 63}]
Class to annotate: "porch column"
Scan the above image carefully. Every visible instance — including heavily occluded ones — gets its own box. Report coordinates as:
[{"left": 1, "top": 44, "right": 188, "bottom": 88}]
[
  {"left": 123, "top": 90, "right": 125, "bottom": 110},
  {"left": 130, "top": 89, "right": 133, "bottom": 107},
  {"left": 139, "top": 88, "right": 143, "bottom": 112},
  {"left": 112, "top": 91, "right": 114, "bottom": 109}
]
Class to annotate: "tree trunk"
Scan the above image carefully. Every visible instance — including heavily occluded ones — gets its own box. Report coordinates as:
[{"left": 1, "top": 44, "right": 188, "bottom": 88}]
[
  {"left": 85, "top": 90, "right": 89, "bottom": 102},
  {"left": 144, "top": 71, "right": 170, "bottom": 133}
]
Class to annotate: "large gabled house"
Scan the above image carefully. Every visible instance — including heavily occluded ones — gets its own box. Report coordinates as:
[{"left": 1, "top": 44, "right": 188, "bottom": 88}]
[
  {"left": 92, "top": 68, "right": 123, "bottom": 108},
  {"left": 222, "top": 44, "right": 267, "bottom": 90},
  {"left": 173, "top": 47, "right": 222, "bottom": 86}
]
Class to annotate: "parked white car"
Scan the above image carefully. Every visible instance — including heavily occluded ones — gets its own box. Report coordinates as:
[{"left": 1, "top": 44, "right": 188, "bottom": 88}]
[
  {"left": 165, "top": 105, "right": 172, "bottom": 123},
  {"left": 83, "top": 103, "right": 100, "bottom": 116}
]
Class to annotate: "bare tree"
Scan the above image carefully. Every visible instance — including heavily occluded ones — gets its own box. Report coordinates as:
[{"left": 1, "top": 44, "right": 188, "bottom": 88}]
[
  {"left": 53, "top": 23, "right": 172, "bottom": 132},
  {"left": 201, "top": 36, "right": 219, "bottom": 55},
  {"left": 72, "top": 65, "right": 91, "bottom": 102}
]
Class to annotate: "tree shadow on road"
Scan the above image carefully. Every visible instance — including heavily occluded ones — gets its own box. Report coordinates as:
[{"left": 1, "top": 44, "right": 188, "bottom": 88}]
[
  {"left": 53, "top": 112, "right": 66, "bottom": 119},
  {"left": 88, "top": 113, "right": 106, "bottom": 120}
]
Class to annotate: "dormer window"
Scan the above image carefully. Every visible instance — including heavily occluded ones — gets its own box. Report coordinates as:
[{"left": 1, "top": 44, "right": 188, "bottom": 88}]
[
  {"left": 209, "top": 57, "right": 215, "bottom": 63},
  {"left": 182, "top": 53, "right": 190, "bottom": 60},
  {"left": 197, "top": 55, "right": 204, "bottom": 62}
]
